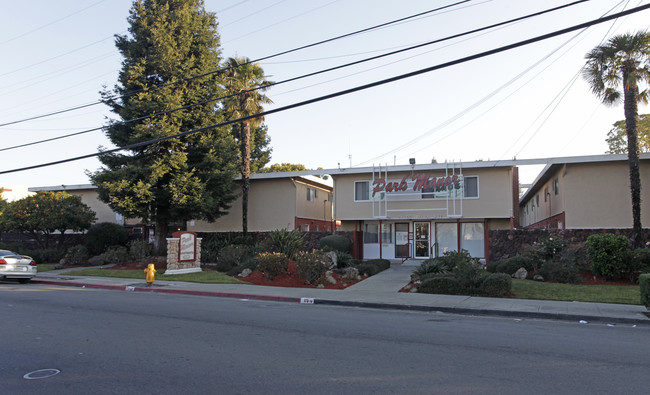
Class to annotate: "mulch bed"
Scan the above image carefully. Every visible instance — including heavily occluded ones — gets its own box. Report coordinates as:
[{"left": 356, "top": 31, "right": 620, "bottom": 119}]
[{"left": 235, "top": 261, "right": 366, "bottom": 290}]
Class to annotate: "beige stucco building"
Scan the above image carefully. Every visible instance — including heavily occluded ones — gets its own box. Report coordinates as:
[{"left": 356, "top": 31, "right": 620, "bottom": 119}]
[
  {"left": 29, "top": 174, "right": 334, "bottom": 236},
  {"left": 326, "top": 161, "right": 520, "bottom": 262},
  {"left": 520, "top": 153, "right": 650, "bottom": 229}
]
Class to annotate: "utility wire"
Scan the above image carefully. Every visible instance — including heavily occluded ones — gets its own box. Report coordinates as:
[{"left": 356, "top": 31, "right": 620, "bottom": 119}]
[
  {"left": 0, "top": 0, "right": 472, "bottom": 127},
  {"left": 0, "top": 0, "right": 590, "bottom": 152},
  {"left": 1, "top": 2, "right": 648, "bottom": 175}
]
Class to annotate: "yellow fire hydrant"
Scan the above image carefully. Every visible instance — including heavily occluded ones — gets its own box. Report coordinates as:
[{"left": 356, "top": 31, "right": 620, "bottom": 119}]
[{"left": 144, "top": 263, "right": 157, "bottom": 286}]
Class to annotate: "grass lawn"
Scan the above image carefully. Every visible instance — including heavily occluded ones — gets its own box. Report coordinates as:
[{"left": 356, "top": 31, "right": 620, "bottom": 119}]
[
  {"left": 511, "top": 279, "right": 641, "bottom": 305},
  {"left": 63, "top": 268, "right": 246, "bottom": 284}
]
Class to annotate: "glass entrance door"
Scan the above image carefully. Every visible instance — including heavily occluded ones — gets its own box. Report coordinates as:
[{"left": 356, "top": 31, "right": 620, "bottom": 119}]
[
  {"left": 414, "top": 222, "right": 430, "bottom": 258},
  {"left": 395, "top": 223, "right": 410, "bottom": 258}
]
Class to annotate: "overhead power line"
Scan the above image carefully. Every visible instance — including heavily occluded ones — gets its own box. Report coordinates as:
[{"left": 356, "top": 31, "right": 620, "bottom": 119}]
[
  {"left": 1, "top": 2, "right": 648, "bottom": 176},
  {"left": 0, "top": 0, "right": 472, "bottom": 127},
  {"left": 0, "top": 0, "right": 590, "bottom": 152}
]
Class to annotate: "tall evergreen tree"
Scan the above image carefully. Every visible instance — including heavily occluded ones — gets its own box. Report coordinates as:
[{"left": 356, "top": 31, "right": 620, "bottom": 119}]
[
  {"left": 584, "top": 31, "right": 650, "bottom": 248},
  {"left": 91, "top": 0, "right": 238, "bottom": 254},
  {"left": 222, "top": 57, "right": 273, "bottom": 236}
]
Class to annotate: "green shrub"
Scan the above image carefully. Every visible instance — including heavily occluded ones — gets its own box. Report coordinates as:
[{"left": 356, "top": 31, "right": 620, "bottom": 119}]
[
  {"left": 366, "top": 259, "right": 391, "bottom": 271},
  {"left": 295, "top": 250, "right": 330, "bottom": 284},
  {"left": 355, "top": 262, "right": 381, "bottom": 276},
  {"left": 319, "top": 235, "right": 351, "bottom": 253},
  {"left": 20, "top": 248, "right": 63, "bottom": 264},
  {"left": 128, "top": 240, "right": 152, "bottom": 261},
  {"left": 491, "top": 256, "right": 534, "bottom": 275},
  {"left": 414, "top": 257, "right": 453, "bottom": 276},
  {"left": 631, "top": 248, "right": 650, "bottom": 273},
  {"left": 268, "top": 228, "right": 305, "bottom": 259},
  {"left": 85, "top": 222, "right": 129, "bottom": 255},
  {"left": 103, "top": 246, "right": 130, "bottom": 266},
  {"left": 255, "top": 252, "right": 289, "bottom": 280},
  {"left": 586, "top": 233, "right": 629, "bottom": 280},
  {"left": 64, "top": 245, "right": 89, "bottom": 266},
  {"left": 216, "top": 245, "right": 252, "bottom": 272},
  {"left": 453, "top": 257, "right": 488, "bottom": 291},
  {"left": 334, "top": 251, "right": 353, "bottom": 268},
  {"left": 639, "top": 273, "right": 650, "bottom": 307},
  {"left": 479, "top": 273, "right": 512, "bottom": 297},
  {"left": 537, "top": 260, "right": 581, "bottom": 284},
  {"left": 418, "top": 275, "right": 464, "bottom": 295}
]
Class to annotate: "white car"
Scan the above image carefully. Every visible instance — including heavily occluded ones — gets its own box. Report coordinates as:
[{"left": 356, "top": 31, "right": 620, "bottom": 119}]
[{"left": 0, "top": 249, "right": 37, "bottom": 283}]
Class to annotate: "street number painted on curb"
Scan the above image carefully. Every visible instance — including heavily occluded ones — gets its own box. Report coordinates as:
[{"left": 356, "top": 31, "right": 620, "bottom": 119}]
[
  {"left": 300, "top": 298, "right": 314, "bottom": 304},
  {"left": 125, "top": 286, "right": 135, "bottom": 291}
]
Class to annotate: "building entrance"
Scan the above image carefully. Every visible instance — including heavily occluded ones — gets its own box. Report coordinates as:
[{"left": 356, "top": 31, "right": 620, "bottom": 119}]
[{"left": 414, "top": 222, "right": 431, "bottom": 258}]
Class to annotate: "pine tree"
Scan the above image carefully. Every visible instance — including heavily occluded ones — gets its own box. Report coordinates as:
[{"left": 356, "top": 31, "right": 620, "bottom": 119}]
[{"left": 91, "top": 0, "right": 238, "bottom": 254}]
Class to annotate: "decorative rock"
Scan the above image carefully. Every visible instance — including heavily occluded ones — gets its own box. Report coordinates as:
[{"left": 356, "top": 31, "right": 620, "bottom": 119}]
[
  {"left": 533, "top": 274, "right": 544, "bottom": 282},
  {"left": 512, "top": 267, "right": 528, "bottom": 280},
  {"left": 238, "top": 268, "right": 252, "bottom": 278},
  {"left": 325, "top": 251, "right": 337, "bottom": 269},
  {"left": 325, "top": 271, "right": 337, "bottom": 284}
]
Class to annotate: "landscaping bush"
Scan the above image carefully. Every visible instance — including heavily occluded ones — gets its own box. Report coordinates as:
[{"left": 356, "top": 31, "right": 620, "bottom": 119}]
[
  {"left": 639, "top": 273, "right": 650, "bottom": 307},
  {"left": 334, "top": 251, "right": 353, "bottom": 268},
  {"left": 64, "top": 245, "right": 89, "bottom": 266},
  {"left": 354, "top": 263, "right": 381, "bottom": 276},
  {"left": 128, "top": 240, "right": 153, "bottom": 262},
  {"left": 103, "top": 246, "right": 130, "bottom": 266},
  {"left": 319, "top": 235, "right": 351, "bottom": 253},
  {"left": 216, "top": 245, "right": 252, "bottom": 272},
  {"left": 255, "top": 252, "right": 289, "bottom": 280},
  {"left": 268, "top": 228, "right": 305, "bottom": 259},
  {"left": 85, "top": 222, "right": 129, "bottom": 255},
  {"left": 490, "top": 255, "right": 534, "bottom": 275},
  {"left": 295, "top": 250, "right": 329, "bottom": 284},
  {"left": 453, "top": 257, "right": 488, "bottom": 291},
  {"left": 537, "top": 260, "right": 581, "bottom": 284},
  {"left": 479, "top": 273, "right": 512, "bottom": 297},
  {"left": 418, "top": 275, "right": 464, "bottom": 295},
  {"left": 631, "top": 248, "right": 650, "bottom": 273},
  {"left": 18, "top": 248, "right": 63, "bottom": 264},
  {"left": 586, "top": 233, "right": 629, "bottom": 280},
  {"left": 366, "top": 259, "right": 391, "bottom": 271},
  {"left": 414, "top": 257, "right": 451, "bottom": 276}
]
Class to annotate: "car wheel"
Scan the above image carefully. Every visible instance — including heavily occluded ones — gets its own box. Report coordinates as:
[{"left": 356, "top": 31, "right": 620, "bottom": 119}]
[{"left": 18, "top": 278, "right": 31, "bottom": 284}]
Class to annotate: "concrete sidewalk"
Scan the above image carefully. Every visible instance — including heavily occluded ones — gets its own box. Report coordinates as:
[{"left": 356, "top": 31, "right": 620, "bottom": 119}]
[{"left": 32, "top": 263, "right": 650, "bottom": 325}]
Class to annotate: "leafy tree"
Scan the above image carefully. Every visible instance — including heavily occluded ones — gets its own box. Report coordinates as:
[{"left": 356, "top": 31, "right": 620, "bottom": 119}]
[
  {"left": 584, "top": 31, "right": 650, "bottom": 248},
  {"left": 258, "top": 163, "right": 308, "bottom": 173},
  {"left": 222, "top": 57, "right": 273, "bottom": 236},
  {"left": 91, "top": 0, "right": 238, "bottom": 254},
  {"left": 606, "top": 114, "right": 650, "bottom": 154},
  {"left": 0, "top": 191, "right": 95, "bottom": 248}
]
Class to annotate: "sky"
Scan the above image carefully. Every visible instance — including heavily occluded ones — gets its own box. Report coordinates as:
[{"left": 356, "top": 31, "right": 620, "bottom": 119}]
[{"left": 1, "top": 0, "right": 649, "bottom": 191}]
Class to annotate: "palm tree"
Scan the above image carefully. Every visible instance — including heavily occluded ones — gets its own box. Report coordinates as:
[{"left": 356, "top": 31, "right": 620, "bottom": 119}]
[
  {"left": 222, "top": 57, "right": 273, "bottom": 236},
  {"left": 584, "top": 31, "right": 650, "bottom": 248}
]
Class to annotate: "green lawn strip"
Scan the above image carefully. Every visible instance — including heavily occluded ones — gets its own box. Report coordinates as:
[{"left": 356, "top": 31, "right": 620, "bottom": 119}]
[
  {"left": 511, "top": 279, "right": 641, "bottom": 305},
  {"left": 67, "top": 268, "right": 246, "bottom": 284}
]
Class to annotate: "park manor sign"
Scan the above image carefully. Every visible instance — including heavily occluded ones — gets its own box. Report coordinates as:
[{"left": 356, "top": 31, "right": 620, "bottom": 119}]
[{"left": 372, "top": 173, "right": 463, "bottom": 200}]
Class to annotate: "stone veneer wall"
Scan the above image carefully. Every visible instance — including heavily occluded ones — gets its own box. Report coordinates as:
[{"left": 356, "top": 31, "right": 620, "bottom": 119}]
[
  {"left": 489, "top": 228, "right": 650, "bottom": 263},
  {"left": 166, "top": 237, "right": 202, "bottom": 271}
]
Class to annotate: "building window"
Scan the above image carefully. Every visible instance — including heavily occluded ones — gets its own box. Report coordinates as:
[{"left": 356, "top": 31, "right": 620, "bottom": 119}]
[
  {"left": 306, "top": 188, "right": 314, "bottom": 201},
  {"left": 536, "top": 194, "right": 540, "bottom": 206},
  {"left": 460, "top": 222, "right": 484, "bottom": 258},
  {"left": 364, "top": 223, "right": 378, "bottom": 244},
  {"left": 436, "top": 223, "right": 458, "bottom": 256},
  {"left": 464, "top": 176, "right": 478, "bottom": 198},
  {"left": 554, "top": 177, "right": 559, "bottom": 195},
  {"left": 544, "top": 187, "right": 548, "bottom": 202},
  {"left": 355, "top": 181, "right": 370, "bottom": 201},
  {"left": 381, "top": 223, "right": 393, "bottom": 244}
]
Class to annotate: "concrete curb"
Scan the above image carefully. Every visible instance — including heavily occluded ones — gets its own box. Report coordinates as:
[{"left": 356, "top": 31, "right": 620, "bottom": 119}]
[{"left": 34, "top": 279, "right": 650, "bottom": 326}]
